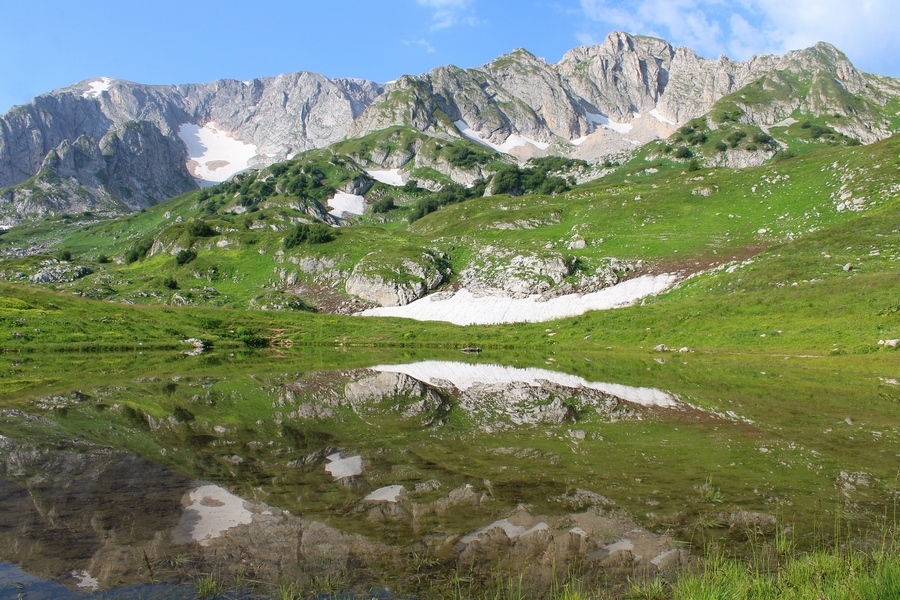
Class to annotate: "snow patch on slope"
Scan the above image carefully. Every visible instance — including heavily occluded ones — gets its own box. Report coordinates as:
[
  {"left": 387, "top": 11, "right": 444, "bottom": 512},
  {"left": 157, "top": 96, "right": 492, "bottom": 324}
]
[
  {"left": 649, "top": 108, "right": 677, "bottom": 125},
  {"left": 366, "top": 169, "right": 404, "bottom": 186},
  {"left": 372, "top": 361, "right": 680, "bottom": 408},
  {"left": 455, "top": 120, "right": 550, "bottom": 153},
  {"left": 572, "top": 111, "right": 635, "bottom": 144},
  {"left": 328, "top": 192, "right": 366, "bottom": 216},
  {"left": 360, "top": 273, "right": 678, "bottom": 325},
  {"left": 178, "top": 122, "right": 259, "bottom": 186},
  {"left": 82, "top": 77, "right": 113, "bottom": 99},
  {"left": 587, "top": 111, "right": 632, "bottom": 133}
]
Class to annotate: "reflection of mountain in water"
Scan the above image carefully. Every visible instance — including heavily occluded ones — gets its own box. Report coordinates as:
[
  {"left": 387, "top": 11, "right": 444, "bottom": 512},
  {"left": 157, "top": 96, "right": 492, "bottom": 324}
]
[
  {"left": 0, "top": 435, "right": 684, "bottom": 597},
  {"left": 352, "top": 361, "right": 682, "bottom": 431},
  {"left": 0, "top": 435, "right": 190, "bottom": 592},
  {"left": 0, "top": 363, "right": 694, "bottom": 595}
]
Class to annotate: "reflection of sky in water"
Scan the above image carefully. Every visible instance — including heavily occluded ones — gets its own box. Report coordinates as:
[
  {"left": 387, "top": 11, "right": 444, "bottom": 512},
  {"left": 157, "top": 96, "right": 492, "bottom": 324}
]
[{"left": 0, "top": 562, "right": 192, "bottom": 599}]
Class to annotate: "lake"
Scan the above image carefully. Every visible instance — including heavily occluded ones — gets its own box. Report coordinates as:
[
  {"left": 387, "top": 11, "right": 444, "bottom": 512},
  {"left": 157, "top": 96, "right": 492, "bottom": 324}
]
[{"left": 1, "top": 348, "right": 897, "bottom": 598}]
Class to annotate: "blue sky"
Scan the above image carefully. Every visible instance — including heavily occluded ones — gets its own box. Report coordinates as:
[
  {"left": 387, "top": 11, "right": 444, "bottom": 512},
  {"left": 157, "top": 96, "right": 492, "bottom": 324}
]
[{"left": 2, "top": 0, "right": 898, "bottom": 114}]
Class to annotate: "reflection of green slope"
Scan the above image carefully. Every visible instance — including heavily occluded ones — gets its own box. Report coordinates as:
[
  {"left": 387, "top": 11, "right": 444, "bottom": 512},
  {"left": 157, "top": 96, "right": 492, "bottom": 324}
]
[{"left": 1, "top": 354, "right": 897, "bottom": 555}]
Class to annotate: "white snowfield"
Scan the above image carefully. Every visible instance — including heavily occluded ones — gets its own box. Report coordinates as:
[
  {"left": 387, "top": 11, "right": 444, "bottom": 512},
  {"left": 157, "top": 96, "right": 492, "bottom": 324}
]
[
  {"left": 366, "top": 169, "right": 405, "bottom": 186},
  {"left": 327, "top": 192, "right": 367, "bottom": 216},
  {"left": 82, "top": 77, "right": 113, "bottom": 98},
  {"left": 372, "top": 361, "right": 680, "bottom": 408},
  {"left": 649, "top": 108, "right": 677, "bottom": 125},
  {"left": 455, "top": 120, "right": 550, "bottom": 153},
  {"left": 586, "top": 111, "right": 633, "bottom": 134},
  {"left": 360, "top": 273, "right": 678, "bottom": 325},
  {"left": 178, "top": 122, "right": 258, "bottom": 186},
  {"left": 573, "top": 108, "right": 677, "bottom": 144},
  {"left": 175, "top": 484, "right": 253, "bottom": 546}
]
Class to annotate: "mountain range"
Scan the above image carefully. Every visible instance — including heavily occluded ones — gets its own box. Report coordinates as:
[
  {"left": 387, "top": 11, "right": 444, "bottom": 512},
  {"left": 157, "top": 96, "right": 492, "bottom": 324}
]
[{"left": 2, "top": 31, "right": 899, "bottom": 226}]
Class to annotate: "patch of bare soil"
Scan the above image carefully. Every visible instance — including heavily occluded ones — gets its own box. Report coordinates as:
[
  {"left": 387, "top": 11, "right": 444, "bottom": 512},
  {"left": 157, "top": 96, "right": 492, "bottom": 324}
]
[
  {"left": 285, "top": 282, "right": 375, "bottom": 315},
  {"left": 639, "top": 244, "right": 769, "bottom": 278}
]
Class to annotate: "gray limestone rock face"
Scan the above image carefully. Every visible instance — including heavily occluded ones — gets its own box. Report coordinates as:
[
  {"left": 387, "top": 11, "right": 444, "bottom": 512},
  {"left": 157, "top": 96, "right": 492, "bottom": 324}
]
[
  {"left": 0, "top": 73, "right": 385, "bottom": 221},
  {"left": 2, "top": 32, "right": 898, "bottom": 222},
  {"left": 460, "top": 247, "right": 572, "bottom": 298},
  {"left": 345, "top": 249, "right": 447, "bottom": 306}
]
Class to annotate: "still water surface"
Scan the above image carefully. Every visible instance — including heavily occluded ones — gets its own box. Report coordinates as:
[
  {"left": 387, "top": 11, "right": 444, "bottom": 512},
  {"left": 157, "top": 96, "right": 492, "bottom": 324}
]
[{"left": 1, "top": 354, "right": 897, "bottom": 597}]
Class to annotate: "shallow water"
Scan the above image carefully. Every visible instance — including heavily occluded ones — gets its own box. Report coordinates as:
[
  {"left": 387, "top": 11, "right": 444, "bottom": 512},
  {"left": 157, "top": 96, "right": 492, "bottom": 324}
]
[{"left": 0, "top": 353, "right": 897, "bottom": 597}]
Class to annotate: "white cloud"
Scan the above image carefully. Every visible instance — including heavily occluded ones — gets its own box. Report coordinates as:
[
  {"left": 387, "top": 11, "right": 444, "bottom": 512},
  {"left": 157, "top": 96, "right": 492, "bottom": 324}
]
[
  {"left": 416, "top": 0, "right": 479, "bottom": 30},
  {"left": 403, "top": 38, "right": 436, "bottom": 53},
  {"left": 577, "top": 0, "right": 900, "bottom": 75}
]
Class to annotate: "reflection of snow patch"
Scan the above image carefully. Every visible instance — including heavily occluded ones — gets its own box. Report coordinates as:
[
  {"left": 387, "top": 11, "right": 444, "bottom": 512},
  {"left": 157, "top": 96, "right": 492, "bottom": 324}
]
[
  {"left": 327, "top": 192, "right": 366, "bottom": 217},
  {"left": 651, "top": 548, "right": 680, "bottom": 566},
  {"left": 361, "top": 274, "right": 678, "bottom": 325},
  {"left": 460, "top": 519, "right": 550, "bottom": 544},
  {"left": 178, "top": 122, "right": 258, "bottom": 186},
  {"left": 82, "top": 77, "right": 113, "bottom": 98},
  {"left": 454, "top": 120, "right": 550, "bottom": 152},
  {"left": 603, "top": 538, "right": 634, "bottom": 553},
  {"left": 325, "top": 453, "right": 363, "bottom": 479},
  {"left": 72, "top": 570, "right": 99, "bottom": 590},
  {"left": 364, "top": 485, "right": 405, "bottom": 502},
  {"left": 366, "top": 169, "right": 404, "bottom": 186},
  {"left": 176, "top": 485, "right": 253, "bottom": 546},
  {"left": 372, "top": 361, "right": 680, "bottom": 408}
]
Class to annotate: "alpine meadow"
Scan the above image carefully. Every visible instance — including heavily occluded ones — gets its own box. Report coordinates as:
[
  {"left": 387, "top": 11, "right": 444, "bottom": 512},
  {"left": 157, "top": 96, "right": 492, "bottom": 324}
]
[{"left": 0, "top": 30, "right": 898, "bottom": 599}]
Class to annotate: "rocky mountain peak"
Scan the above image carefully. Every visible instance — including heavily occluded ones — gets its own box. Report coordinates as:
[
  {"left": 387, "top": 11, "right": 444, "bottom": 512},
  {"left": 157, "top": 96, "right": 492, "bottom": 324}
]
[{"left": 1, "top": 33, "right": 898, "bottom": 225}]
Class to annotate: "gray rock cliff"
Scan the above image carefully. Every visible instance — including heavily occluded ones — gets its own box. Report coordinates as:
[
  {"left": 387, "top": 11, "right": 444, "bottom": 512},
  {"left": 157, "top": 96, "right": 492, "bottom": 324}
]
[{"left": 2, "top": 32, "right": 897, "bottom": 223}]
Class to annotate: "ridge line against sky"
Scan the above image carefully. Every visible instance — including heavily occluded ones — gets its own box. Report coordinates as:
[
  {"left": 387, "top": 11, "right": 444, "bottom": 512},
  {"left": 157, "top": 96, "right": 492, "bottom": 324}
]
[{"left": 2, "top": 0, "right": 898, "bottom": 114}]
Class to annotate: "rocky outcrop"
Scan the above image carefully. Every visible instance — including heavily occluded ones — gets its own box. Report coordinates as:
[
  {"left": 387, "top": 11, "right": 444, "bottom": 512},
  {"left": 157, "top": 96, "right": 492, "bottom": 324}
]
[
  {"left": 344, "top": 372, "right": 451, "bottom": 425},
  {"left": 460, "top": 247, "right": 572, "bottom": 298},
  {"left": 345, "top": 249, "right": 447, "bottom": 306}
]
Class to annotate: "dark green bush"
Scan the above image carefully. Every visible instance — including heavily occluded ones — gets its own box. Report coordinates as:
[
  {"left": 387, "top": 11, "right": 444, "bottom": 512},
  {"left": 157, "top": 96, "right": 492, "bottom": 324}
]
[
  {"left": 175, "top": 249, "right": 197, "bottom": 265},
  {"left": 187, "top": 220, "right": 216, "bottom": 237},
  {"left": 125, "top": 238, "right": 154, "bottom": 264},
  {"left": 674, "top": 147, "right": 693, "bottom": 159},
  {"left": 163, "top": 276, "right": 178, "bottom": 290},
  {"left": 491, "top": 164, "right": 524, "bottom": 196},
  {"left": 371, "top": 197, "right": 396, "bottom": 213},
  {"left": 172, "top": 406, "right": 195, "bottom": 423},
  {"left": 408, "top": 197, "right": 441, "bottom": 223},
  {"left": 445, "top": 145, "right": 480, "bottom": 168},
  {"left": 726, "top": 130, "right": 747, "bottom": 148},
  {"left": 283, "top": 223, "right": 336, "bottom": 249},
  {"left": 236, "top": 327, "right": 269, "bottom": 348}
]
